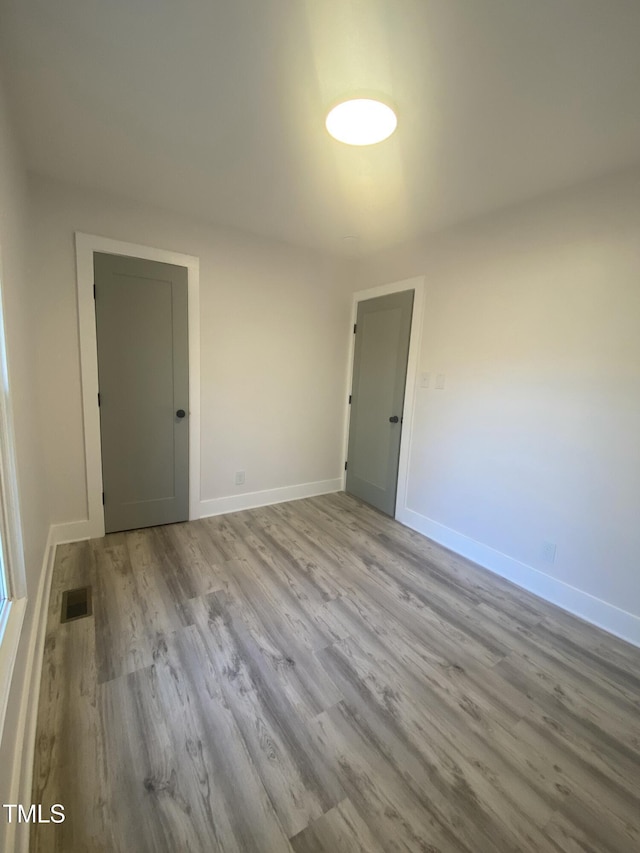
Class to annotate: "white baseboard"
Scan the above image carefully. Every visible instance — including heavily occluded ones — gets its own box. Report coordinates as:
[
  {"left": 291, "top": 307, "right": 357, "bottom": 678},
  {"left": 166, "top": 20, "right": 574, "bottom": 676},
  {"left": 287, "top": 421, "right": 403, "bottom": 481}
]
[
  {"left": 2, "top": 525, "right": 57, "bottom": 853},
  {"left": 44, "top": 482, "right": 344, "bottom": 538},
  {"left": 398, "top": 507, "right": 640, "bottom": 649},
  {"left": 199, "top": 478, "right": 342, "bottom": 519},
  {"left": 50, "top": 519, "right": 92, "bottom": 545}
]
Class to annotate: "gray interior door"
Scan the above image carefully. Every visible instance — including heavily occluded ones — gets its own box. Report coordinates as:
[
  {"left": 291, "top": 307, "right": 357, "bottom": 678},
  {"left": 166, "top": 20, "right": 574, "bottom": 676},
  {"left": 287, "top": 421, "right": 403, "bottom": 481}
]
[
  {"left": 94, "top": 253, "right": 189, "bottom": 533},
  {"left": 346, "top": 290, "right": 414, "bottom": 516}
]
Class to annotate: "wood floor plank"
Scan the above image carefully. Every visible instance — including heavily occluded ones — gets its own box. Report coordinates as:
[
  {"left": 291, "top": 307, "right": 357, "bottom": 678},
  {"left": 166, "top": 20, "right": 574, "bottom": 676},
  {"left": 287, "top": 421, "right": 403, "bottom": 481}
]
[
  {"left": 285, "top": 499, "right": 511, "bottom": 668},
  {"left": 290, "top": 798, "right": 387, "bottom": 853},
  {"left": 253, "top": 505, "right": 346, "bottom": 601},
  {"left": 101, "top": 626, "right": 294, "bottom": 853},
  {"left": 308, "top": 689, "right": 521, "bottom": 853},
  {"left": 91, "top": 532, "right": 193, "bottom": 684},
  {"left": 31, "top": 492, "right": 640, "bottom": 853},
  {"left": 188, "top": 570, "right": 342, "bottom": 720},
  {"left": 155, "top": 520, "right": 228, "bottom": 598},
  {"left": 539, "top": 610, "right": 640, "bottom": 674},
  {"left": 223, "top": 549, "right": 332, "bottom": 653},
  {"left": 124, "top": 528, "right": 195, "bottom": 637},
  {"left": 543, "top": 808, "right": 638, "bottom": 853},
  {"left": 318, "top": 492, "right": 556, "bottom": 625},
  {"left": 227, "top": 511, "right": 353, "bottom": 648},
  {"left": 474, "top": 599, "right": 640, "bottom": 707},
  {"left": 323, "top": 593, "right": 531, "bottom": 732},
  {"left": 310, "top": 704, "right": 473, "bottom": 853},
  {"left": 315, "top": 640, "right": 562, "bottom": 850},
  {"left": 31, "top": 586, "right": 112, "bottom": 852},
  {"left": 510, "top": 717, "right": 640, "bottom": 834},
  {"left": 188, "top": 591, "right": 344, "bottom": 837},
  {"left": 49, "top": 540, "right": 96, "bottom": 593}
]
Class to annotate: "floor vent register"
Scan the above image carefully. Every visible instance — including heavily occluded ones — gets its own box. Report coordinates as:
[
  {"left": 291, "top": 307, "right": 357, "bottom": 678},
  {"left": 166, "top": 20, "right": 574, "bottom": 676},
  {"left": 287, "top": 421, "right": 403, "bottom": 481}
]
[{"left": 60, "top": 586, "right": 92, "bottom": 623}]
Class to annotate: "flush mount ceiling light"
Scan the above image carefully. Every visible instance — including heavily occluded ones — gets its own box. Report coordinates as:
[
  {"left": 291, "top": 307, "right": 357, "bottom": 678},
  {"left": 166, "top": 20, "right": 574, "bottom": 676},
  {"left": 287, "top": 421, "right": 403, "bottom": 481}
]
[{"left": 326, "top": 98, "right": 397, "bottom": 146}]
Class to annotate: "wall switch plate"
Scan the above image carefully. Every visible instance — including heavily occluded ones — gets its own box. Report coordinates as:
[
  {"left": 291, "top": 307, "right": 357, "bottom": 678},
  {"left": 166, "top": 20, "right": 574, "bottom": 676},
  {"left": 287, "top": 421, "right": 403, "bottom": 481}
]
[
  {"left": 420, "top": 372, "right": 430, "bottom": 388},
  {"left": 435, "top": 374, "right": 446, "bottom": 390},
  {"left": 542, "top": 541, "right": 557, "bottom": 563},
  {"left": 235, "top": 471, "right": 245, "bottom": 485}
]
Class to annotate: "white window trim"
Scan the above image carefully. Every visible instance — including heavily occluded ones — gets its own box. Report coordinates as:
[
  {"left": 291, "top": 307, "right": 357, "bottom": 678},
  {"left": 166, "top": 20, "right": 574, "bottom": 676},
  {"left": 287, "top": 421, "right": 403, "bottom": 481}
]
[
  {"left": 0, "top": 251, "right": 28, "bottom": 740},
  {"left": 0, "top": 597, "right": 26, "bottom": 740},
  {"left": 75, "top": 233, "right": 201, "bottom": 538}
]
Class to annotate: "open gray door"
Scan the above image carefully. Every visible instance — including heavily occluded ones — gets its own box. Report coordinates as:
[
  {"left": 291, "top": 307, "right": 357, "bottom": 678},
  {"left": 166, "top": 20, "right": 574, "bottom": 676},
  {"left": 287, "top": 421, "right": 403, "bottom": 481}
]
[
  {"left": 94, "top": 253, "right": 189, "bottom": 533},
  {"left": 346, "top": 290, "right": 414, "bottom": 516}
]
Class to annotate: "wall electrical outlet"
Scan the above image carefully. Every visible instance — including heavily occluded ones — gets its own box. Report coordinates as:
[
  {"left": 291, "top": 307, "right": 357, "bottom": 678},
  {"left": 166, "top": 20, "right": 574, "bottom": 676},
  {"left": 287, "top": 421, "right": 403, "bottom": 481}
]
[
  {"left": 420, "top": 372, "right": 430, "bottom": 388},
  {"left": 235, "top": 470, "right": 245, "bottom": 485},
  {"left": 541, "top": 541, "right": 557, "bottom": 563},
  {"left": 435, "top": 374, "right": 446, "bottom": 390}
]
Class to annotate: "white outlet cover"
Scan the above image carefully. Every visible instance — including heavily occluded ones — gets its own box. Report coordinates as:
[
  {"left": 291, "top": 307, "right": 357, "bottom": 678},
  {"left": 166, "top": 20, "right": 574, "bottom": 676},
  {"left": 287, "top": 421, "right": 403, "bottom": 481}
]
[
  {"left": 235, "top": 471, "right": 245, "bottom": 485},
  {"left": 435, "top": 374, "right": 445, "bottom": 390},
  {"left": 420, "top": 372, "right": 430, "bottom": 388},
  {"left": 542, "top": 541, "right": 557, "bottom": 563}
]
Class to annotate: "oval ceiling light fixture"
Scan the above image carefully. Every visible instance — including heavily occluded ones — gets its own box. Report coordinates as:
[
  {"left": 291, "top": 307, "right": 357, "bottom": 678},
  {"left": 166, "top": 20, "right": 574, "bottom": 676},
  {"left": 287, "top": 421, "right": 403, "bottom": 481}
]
[{"left": 326, "top": 98, "right": 397, "bottom": 146}]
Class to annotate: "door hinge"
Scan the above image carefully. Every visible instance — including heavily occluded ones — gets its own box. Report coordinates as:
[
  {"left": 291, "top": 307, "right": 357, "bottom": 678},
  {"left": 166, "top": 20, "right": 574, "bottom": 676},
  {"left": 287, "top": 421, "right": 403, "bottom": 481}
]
[
  {"left": 348, "top": 394, "right": 352, "bottom": 405},
  {"left": 97, "top": 392, "right": 101, "bottom": 407},
  {"left": 93, "top": 284, "right": 96, "bottom": 299},
  {"left": 344, "top": 461, "right": 348, "bottom": 471},
  {"left": 353, "top": 323, "right": 357, "bottom": 334},
  {"left": 102, "top": 491, "right": 105, "bottom": 505}
]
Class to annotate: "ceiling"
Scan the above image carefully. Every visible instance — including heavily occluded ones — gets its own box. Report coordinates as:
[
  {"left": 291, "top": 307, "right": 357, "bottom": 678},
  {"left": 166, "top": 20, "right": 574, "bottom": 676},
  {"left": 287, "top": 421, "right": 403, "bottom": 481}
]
[{"left": 1, "top": 0, "right": 640, "bottom": 256}]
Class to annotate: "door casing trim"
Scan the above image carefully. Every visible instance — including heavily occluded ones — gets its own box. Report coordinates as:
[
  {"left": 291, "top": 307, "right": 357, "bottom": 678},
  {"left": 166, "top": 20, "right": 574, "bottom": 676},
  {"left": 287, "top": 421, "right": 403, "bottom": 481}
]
[
  {"left": 75, "top": 232, "right": 201, "bottom": 538},
  {"left": 342, "top": 276, "right": 425, "bottom": 518}
]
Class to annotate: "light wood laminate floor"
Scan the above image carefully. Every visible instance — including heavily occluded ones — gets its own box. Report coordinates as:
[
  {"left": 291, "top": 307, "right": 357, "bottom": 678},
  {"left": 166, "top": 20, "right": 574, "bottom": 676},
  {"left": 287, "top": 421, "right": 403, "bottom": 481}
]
[{"left": 31, "top": 492, "right": 640, "bottom": 852}]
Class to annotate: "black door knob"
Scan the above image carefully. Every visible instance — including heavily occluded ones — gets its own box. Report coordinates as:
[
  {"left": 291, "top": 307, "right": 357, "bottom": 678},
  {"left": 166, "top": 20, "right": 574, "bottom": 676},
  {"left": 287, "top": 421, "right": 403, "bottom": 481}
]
[
  {"left": 176, "top": 409, "right": 186, "bottom": 418},
  {"left": 389, "top": 415, "right": 399, "bottom": 423}
]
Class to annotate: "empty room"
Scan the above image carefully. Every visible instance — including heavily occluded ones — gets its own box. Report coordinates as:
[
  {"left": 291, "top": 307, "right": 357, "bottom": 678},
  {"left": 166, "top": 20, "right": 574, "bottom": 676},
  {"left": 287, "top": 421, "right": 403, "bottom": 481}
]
[{"left": 0, "top": 1, "right": 639, "bottom": 851}]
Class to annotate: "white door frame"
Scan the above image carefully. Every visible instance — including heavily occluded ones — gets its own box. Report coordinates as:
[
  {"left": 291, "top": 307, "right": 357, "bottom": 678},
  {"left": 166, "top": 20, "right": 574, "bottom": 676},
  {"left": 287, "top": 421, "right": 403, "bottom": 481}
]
[
  {"left": 75, "top": 232, "right": 201, "bottom": 539},
  {"left": 342, "top": 276, "right": 425, "bottom": 519}
]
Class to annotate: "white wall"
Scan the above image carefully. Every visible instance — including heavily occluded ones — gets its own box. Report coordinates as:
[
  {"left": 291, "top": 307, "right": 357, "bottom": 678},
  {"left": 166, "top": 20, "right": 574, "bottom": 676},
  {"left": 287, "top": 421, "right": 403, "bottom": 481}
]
[
  {"left": 28, "top": 168, "right": 640, "bottom": 645},
  {"left": 0, "top": 81, "right": 48, "bottom": 601},
  {"left": 0, "top": 74, "right": 49, "bottom": 819},
  {"left": 29, "top": 175, "right": 353, "bottom": 524},
  {"left": 354, "top": 167, "right": 640, "bottom": 644}
]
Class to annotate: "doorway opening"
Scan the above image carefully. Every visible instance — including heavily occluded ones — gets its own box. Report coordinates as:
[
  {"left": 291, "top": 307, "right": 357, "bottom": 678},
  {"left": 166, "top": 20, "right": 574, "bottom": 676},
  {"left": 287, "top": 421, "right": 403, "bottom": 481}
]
[
  {"left": 75, "top": 234, "right": 201, "bottom": 539},
  {"left": 94, "top": 253, "right": 190, "bottom": 533},
  {"left": 343, "top": 277, "right": 424, "bottom": 518}
]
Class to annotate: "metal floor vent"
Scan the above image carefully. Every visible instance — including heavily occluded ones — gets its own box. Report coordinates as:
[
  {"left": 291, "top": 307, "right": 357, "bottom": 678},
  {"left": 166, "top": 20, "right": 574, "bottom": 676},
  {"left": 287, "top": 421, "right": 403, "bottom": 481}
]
[{"left": 61, "top": 586, "right": 92, "bottom": 623}]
